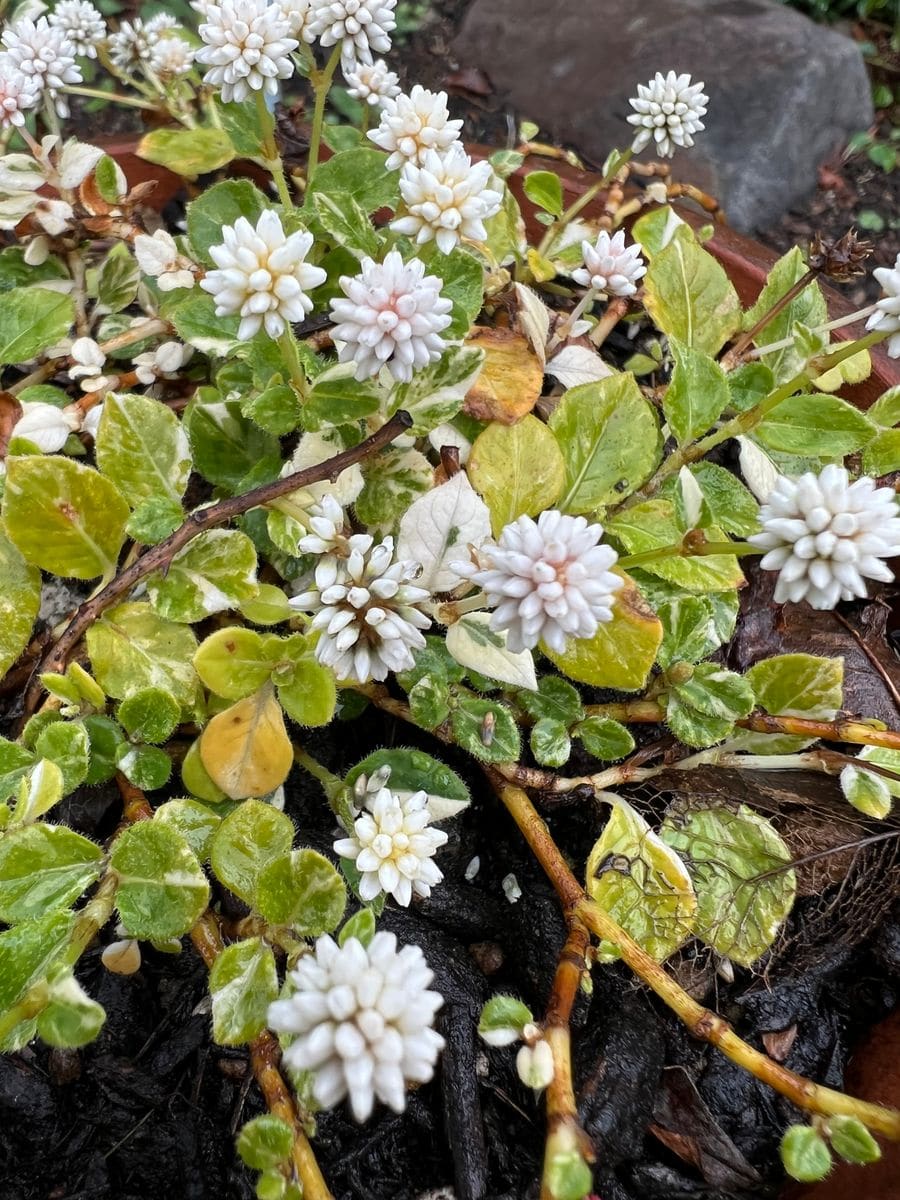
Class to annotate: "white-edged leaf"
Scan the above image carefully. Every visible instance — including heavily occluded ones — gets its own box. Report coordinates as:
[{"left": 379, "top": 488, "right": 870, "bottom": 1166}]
[
  {"left": 396, "top": 472, "right": 491, "bottom": 592},
  {"left": 546, "top": 344, "right": 614, "bottom": 388},
  {"left": 446, "top": 612, "right": 538, "bottom": 691}
]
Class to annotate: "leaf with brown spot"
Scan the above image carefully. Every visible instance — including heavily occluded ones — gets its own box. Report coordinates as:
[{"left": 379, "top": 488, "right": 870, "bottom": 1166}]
[
  {"left": 463, "top": 326, "right": 544, "bottom": 424},
  {"left": 200, "top": 684, "right": 293, "bottom": 800}
]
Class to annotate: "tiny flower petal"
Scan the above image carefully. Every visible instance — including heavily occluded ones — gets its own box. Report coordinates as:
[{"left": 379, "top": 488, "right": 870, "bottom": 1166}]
[
  {"left": 391, "top": 145, "right": 502, "bottom": 254},
  {"left": 367, "top": 85, "right": 462, "bottom": 169},
  {"left": 867, "top": 252, "right": 900, "bottom": 359}
]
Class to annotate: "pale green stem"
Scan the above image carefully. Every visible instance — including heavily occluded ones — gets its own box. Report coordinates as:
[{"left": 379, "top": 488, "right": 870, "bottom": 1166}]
[
  {"left": 748, "top": 303, "right": 880, "bottom": 360},
  {"left": 62, "top": 85, "right": 162, "bottom": 112},
  {"left": 618, "top": 540, "right": 760, "bottom": 570},
  {"left": 306, "top": 44, "right": 343, "bottom": 186},
  {"left": 535, "top": 147, "right": 634, "bottom": 260},
  {"left": 546, "top": 287, "right": 598, "bottom": 352},
  {"left": 255, "top": 90, "right": 294, "bottom": 210},
  {"left": 278, "top": 328, "right": 308, "bottom": 400}
]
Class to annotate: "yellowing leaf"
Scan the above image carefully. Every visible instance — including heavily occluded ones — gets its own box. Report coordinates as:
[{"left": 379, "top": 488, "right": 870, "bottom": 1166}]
[
  {"left": 200, "top": 686, "right": 293, "bottom": 799},
  {"left": 468, "top": 414, "right": 565, "bottom": 536},
  {"left": 463, "top": 327, "right": 544, "bottom": 423},
  {"left": 0, "top": 532, "right": 40, "bottom": 679},
  {"left": 138, "top": 127, "right": 235, "bottom": 178},
  {"left": 545, "top": 571, "right": 662, "bottom": 691},
  {"left": 587, "top": 798, "right": 696, "bottom": 962},
  {"left": 644, "top": 234, "right": 741, "bottom": 357}
]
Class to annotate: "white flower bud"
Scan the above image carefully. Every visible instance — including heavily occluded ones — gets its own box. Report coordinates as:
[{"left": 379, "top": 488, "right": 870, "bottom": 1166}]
[
  {"left": 867, "top": 251, "right": 900, "bottom": 358},
  {"left": 14, "top": 401, "right": 80, "bottom": 452},
  {"left": 627, "top": 70, "right": 708, "bottom": 159},
  {"left": 516, "top": 1039, "right": 554, "bottom": 1091}
]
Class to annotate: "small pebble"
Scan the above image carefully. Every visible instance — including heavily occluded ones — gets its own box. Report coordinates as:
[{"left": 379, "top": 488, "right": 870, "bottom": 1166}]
[
  {"left": 464, "top": 855, "right": 480, "bottom": 881},
  {"left": 502, "top": 873, "right": 522, "bottom": 903}
]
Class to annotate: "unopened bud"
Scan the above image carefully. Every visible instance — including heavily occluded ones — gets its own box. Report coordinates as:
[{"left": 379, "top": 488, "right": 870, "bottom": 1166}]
[{"left": 516, "top": 1038, "right": 554, "bottom": 1091}]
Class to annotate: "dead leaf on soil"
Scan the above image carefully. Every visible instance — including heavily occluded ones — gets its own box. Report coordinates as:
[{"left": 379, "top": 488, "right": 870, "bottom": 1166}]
[
  {"left": 463, "top": 326, "right": 544, "bottom": 424},
  {"left": 0, "top": 392, "right": 22, "bottom": 460}
]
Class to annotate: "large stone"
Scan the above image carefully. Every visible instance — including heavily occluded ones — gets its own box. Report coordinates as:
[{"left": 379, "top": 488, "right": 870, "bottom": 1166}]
[{"left": 453, "top": 0, "right": 873, "bottom": 231}]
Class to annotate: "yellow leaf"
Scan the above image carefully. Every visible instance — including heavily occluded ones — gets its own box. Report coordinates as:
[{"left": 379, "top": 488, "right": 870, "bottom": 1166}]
[
  {"left": 544, "top": 571, "right": 662, "bottom": 691},
  {"left": 468, "top": 414, "right": 565, "bottom": 536},
  {"left": 199, "top": 685, "right": 293, "bottom": 800},
  {"left": 463, "top": 326, "right": 544, "bottom": 424}
]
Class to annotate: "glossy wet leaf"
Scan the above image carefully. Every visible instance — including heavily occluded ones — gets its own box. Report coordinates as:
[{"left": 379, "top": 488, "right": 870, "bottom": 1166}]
[
  {"left": 0, "top": 533, "right": 40, "bottom": 682},
  {"left": 396, "top": 472, "right": 492, "bottom": 593},
  {"left": 209, "top": 800, "right": 294, "bottom": 910},
  {"left": 478, "top": 994, "right": 534, "bottom": 1045},
  {"left": 660, "top": 803, "right": 796, "bottom": 966},
  {"left": 517, "top": 676, "right": 583, "bottom": 725},
  {"left": 545, "top": 572, "right": 662, "bottom": 691},
  {"left": 840, "top": 763, "right": 892, "bottom": 819},
  {"left": 3, "top": 456, "right": 129, "bottom": 580},
  {"left": 586, "top": 798, "right": 696, "bottom": 963},
  {"left": 139, "top": 126, "right": 234, "bottom": 177},
  {"left": 83, "top": 715, "right": 126, "bottom": 785},
  {"left": 111, "top": 821, "right": 210, "bottom": 939},
  {"left": 355, "top": 444, "right": 432, "bottom": 531},
  {"left": 117, "top": 688, "right": 181, "bottom": 745},
  {"left": 256, "top": 848, "right": 347, "bottom": 934},
  {"left": 733, "top": 653, "right": 844, "bottom": 754},
  {"left": 96, "top": 392, "right": 192, "bottom": 507},
  {"left": 302, "top": 361, "right": 383, "bottom": 431},
  {"left": 755, "top": 393, "right": 875, "bottom": 457},
  {"left": 87, "top": 602, "right": 199, "bottom": 707},
  {"left": 275, "top": 655, "right": 337, "bottom": 728},
  {"left": 96, "top": 243, "right": 139, "bottom": 313},
  {"left": 181, "top": 738, "right": 228, "bottom": 805},
  {"left": 114, "top": 742, "right": 172, "bottom": 791},
  {"left": 407, "top": 673, "right": 451, "bottom": 729},
  {"left": 33, "top": 721, "right": 90, "bottom": 794},
  {"left": 607, "top": 500, "right": 745, "bottom": 592},
  {"left": 530, "top": 718, "right": 570, "bottom": 767},
  {"left": 0, "top": 824, "right": 102, "bottom": 922},
  {"left": 0, "top": 909, "right": 73, "bottom": 1013},
  {"left": 643, "top": 234, "right": 741, "bottom": 357},
  {"left": 194, "top": 626, "right": 273, "bottom": 700},
  {"left": 338, "top": 907, "right": 376, "bottom": 949},
  {"left": 209, "top": 937, "right": 278, "bottom": 1045},
  {"left": 663, "top": 339, "right": 730, "bottom": 445},
  {"left": 37, "top": 968, "right": 105, "bottom": 1048},
  {"left": 154, "top": 798, "right": 222, "bottom": 862},
  {"left": 200, "top": 687, "right": 294, "bottom": 800},
  {"left": 446, "top": 613, "right": 537, "bottom": 691},
  {"left": 468, "top": 414, "right": 565, "bottom": 537},
  {"left": 309, "top": 189, "right": 380, "bottom": 258},
  {"left": 345, "top": 747, "right": 470, "bottom": 822},
  {"left": 451, "top": 696, "right": 521, "bottom": 763},
  {"left": 11, "top": 759, "right": 62, "bottom": 823},
  {"left": 575, "top": 716, "right": 635, "bottom": 761},
  {"left": 184, "top": 389, "right": 281, "bottom": 491},
  {"left": 146, "top": 530, "right": 259, "bottom": 623},
  {"left": 236, "top": 1115, "right": 294, "bottom": 1170}
]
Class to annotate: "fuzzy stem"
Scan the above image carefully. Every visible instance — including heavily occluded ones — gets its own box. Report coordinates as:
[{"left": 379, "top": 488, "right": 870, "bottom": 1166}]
[
  {"left": 494, "top": 780, "right": 900, "bottom": 1141},
  {"left": 306, "top": 44, "right": 342, "bottom": 186},
  {"left": 255, "top": 90, "right": 294, "bottom": 209}
]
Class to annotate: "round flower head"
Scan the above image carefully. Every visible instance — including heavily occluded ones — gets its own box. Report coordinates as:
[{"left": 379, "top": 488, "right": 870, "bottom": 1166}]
[
  {"left": 334, "top": 768, "right": 447, "bottom": 906},
  {"left": 329, "top": 250, "right": 453, "bottom": 383},
  {"left": 866, "top": 252, "right": 900, "bottom": 359},
  {"left": 273, "top": 0, "right": 312, "bottom": 38},
  {"left": 453, "top": 511, "right": 623, "bottom": 654},
  {"left": 2, "top": 17, "right": 83, "bottom": 115},
  {"left": 288, "top": 534, "right": 430, "bottom": 683},
  {"left": 392, "top": 145, "right": 503, "bottom": 255},
  {"left": 196, "top": 0, "right": 298, "bottom": 104},
  {"left": 627, "top": 70, "right": 708, "bottom": 159},
  {"left": 305, "top": 0, "right": 397, "bottom": 65},
  {"left": 267, "top": 931, "right": 444, "bottom": 1122},
  {"left": 200, "top": 210, "right": 326, "bottom": 340},
  {"left": 367, "top": 85, "right": 462, "bottom": 169},
  {"left": 107, "top": 16, "right": 178, "bottom": 70},
  {"left": 0, "top": 60, "right": 41, "bottom": 128},
  {"left": 343, "top": 57, "right": 399, "bottom": 107},
  {"left": 48, "top": 0, "right": 106, "bottom": 58},
  {"left": 150, "top": 34, "right": 196, "bottom": 76},
  {"left": 749, "top": 465, "right": 900, "bottom": 610},
  {"left": 572, "top": 229, "right": 646, "bottom": 298}
]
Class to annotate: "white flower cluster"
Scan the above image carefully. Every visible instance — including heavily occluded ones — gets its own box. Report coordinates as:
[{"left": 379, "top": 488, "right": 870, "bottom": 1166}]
[
  {"left": 573, "top": 229, "right": 646, "bottom": 298},
  {"left": 196, "top": 0, "right": 298, "bottom": 104},
  {"left": 368, "top": 84, "right": 463, "bottom": 169},
  {"left": 334, "top": 766, "right": 447, "bottom": 906},
  {"left": 134, "top": 230, "right": 197, "bottom": 292},
  {"left": 453, "top": 511, "right": 623, "bottom": 654},
  {"left": 268, "top": 931, "right": 444, "bottom": 1123},
  {"left": 305, "top": 0, "right": 397, "bottom": 66},
  {"left": 749, "top": 465, "right": 900, "bottom": 610},
  {"left": 134, "top": 341, "right": 192, "bottom": 385},
  {"left": 108, "top": 14, "right": 180, "bottom": 72},
  {"left": 867, "top": 252, "right": 900, "bottom": 359},
  {"left": 48, "top": 1, "right": 106, "bottom": 60},
  {"left": 392, "top": 144, "right": 502, "bottom": 255},
  {"left": 201, "top": 210, "right": 326, "bottom": 339},
  {"left": 150, "top": 33, "right": 196, "bottom": 77},
  {"left": 329, "top": 250, "right": 453, "bottom": 382},
  {"left": 289, "top": 529, "right": 430, "bottom": 683},
  {"left": 2, "top": 17, "right": 83, "bottom": 117},
  {"left": 628, "top": 70, "right": 708, "bottom": 159},
  {"left": 0, "top": 67, "right": 40, "bottom": 130},
  {"left": 343, "top": 57, "right": 399, "bottom": 107}
]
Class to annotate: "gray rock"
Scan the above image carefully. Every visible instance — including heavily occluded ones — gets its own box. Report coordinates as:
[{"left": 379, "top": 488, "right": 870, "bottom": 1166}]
[{"left": 453, "top": 0, "right": 873, "bottom": 231}]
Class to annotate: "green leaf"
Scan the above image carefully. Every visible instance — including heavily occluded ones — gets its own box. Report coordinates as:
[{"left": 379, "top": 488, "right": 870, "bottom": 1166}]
[
  {"left": 344, "top": 748, "right": 470, "bottom": 820},
  {"left": 126, "top": 496, "right": 185, "bottom": 545},
  {"left": 840, "top": 763, "right": 892, "bottom": 818},
  {"left": 733, "top": 653, "right": 844, "bottom": 753},
  {"left": 33, "top": 721, "right": 90, "bottom": 794},
  {"left": 139, "top": 126, "right": 234, "bottom": 178},
  {"left": 450, "top": 697, "right": 521, "bottom": 763},
  {"left": 728, "top": 361, "right": 775, "bottom": 413},
  {"left": 0, "top": 909, "right": 73, "bottom": 1013},
  {"left": 468, "top": 414, "right": 565, "bottom": 536},
  {"left": 587, "top": 798, "right": 696, "bottom": 962},
  {"left": 11, "top": 759, "right": 62, "bottom": 823},
  {"left": 0, "top": 246, "right": 68, "bottom": 292},
  {"left": 742, "top": 248, "right": 827, "bottom": 382},
  {"left": 522, "top": 170, "right": 563, "bottom": 216},
  {"left": 530, "top": 718, "right": 570, "bottom": 767},
  {"left": 155, "top": 798, "right": 222, "bottom": 861},
  {"left": 0, "top": 739, "right": 38, "bottom": 805},
  {"left": 117, "top": 687, "right": 181, "bottom": 744},
  {"left": 828, "top": 1115, "right": 881, "bottom": 1165},
  {"left": 607, "top": 500, "right": 745, "bottom": 592},
  {"left": 544, "top": 1150, "right": 593, "bottom": 1200},
  {"left": 863, "top": 428, "right": 900, "bottom": 476},
  {"left": 655, "top": 595, "right": 721, "bottom": 668},
  {"left": 241, "top": 382, "right": 303, "bottom": 437},
  {"left": 2, "top": 456, "right": 128, "bottom": 580},
  {"left": 194, "top": 627, "right": 273, "bottom": 699},
  {"left": 660, "top": 803, "right": 796, "bottom": 966},
  {"left": 305, "top": 147, "right": 400, "bottom": 215},
  {"left": 0, "top": 532, "right": 40, "bottom": 680},
  {"left": 146, "top": 529, "right": 259, "bottom": 623},
  {"left": 517, "top": 676, "right": 583, "bottom": 726},
  {"left": 0, "top": 824, "right": 102, "bottom": 922},
  {"left": 478, "top": 994, "right": 533, "bottom": 1045},
  {"left": 187, "top": 179, "right": 267, "bottom": 265},
  {"left": 111, "top": 822, "right": 209, "bottom": 939},
  {"left": 435, "top": 248, "right": 485, "bottom": 337},
  {"left": 631, "top": 204, "right": 690, "bottom": 258},
  {"left": 407, "top": 674, "right": 451, "bottom": 729},
  {"left": 96, "top": 392, "right": 192, "bottom": 506},
  {"left": 670, "top": 662, "right": 755, "bottom": 722},
  {"left": 780, "top": 1126, "right": 832, "bottom": 1183},
  {"left": 209, "top": 799, "right": 294, "bottom": 908},
  {"left": 354, "top": 444, "right": 431, "bottom": 530},
  {"left": 275, "top": 655, "right": 337, "bottom": 728},
  {"left": 644, "top": 236, "right": 741, "bottom": 356},
  {"left": 37, "top": 968, "right": 105, "bottom": 1047},
  {"left": 386, "top": 345, "right": 484, "bottom": 436},
  {"left": 86, "top": 602, "right": 199, "bottom": 706},
  {"left": 256, "top": 848, "right": 347, "bottom": 934},
  {"left": 215, "top": 98, "right": 267, "bottom": 157},
  {"left": 575, "top": 716, "right": 635, "bottom": 761},
  {"left": 302, "top": 361, "right": 383, "bottom": 431},
  {"left": 96, "top": 243, "right": 139, "bottom": 313},
  {"left": 756, "top": 393, "right": 876, "bottom": 456},
  {"left": 339, "top": 907, "right": 376, "bottom": 948},
  {"left": 181, "top": 738, "right": 228, "bottom": 804},
  {"left": 683, "top": 462, "right": 760, "bottom": 538},
  {"left": 184, "top": 389, "right": 281, "bottom": 491},
  {"left": 240, "top": 584, "right": 292, "bottom": 626},
  {"left": 666, "top": 702, "right": 733, "bottom": 749},
  {"left": 868, "top": 383, "right": 900, "bottom": 429},
  {"left": 82, "top": 715, "right": 126, "bottom": 785},
  {"left": 309, "top": 190, "right": 380, "bottom": 258},
  {"left": 115, "top": 741, "right": 173, "bottom": 790},
  {"left": 545, "top": 572, "right": 663, "bottom": 691},
  {"left": 548, "top": 374, "right": 662, "bottom": 512},
  {"left": 237, "top": 1115, "right": 295, "bottom": 1170},
  {"left": 167, "top": 290, "right": 240, "bottom": 356},
  {"left": 664, "top": 339, "right": 730, "bottom": 445},
  {"left": 0, "top": 287, "right": 74, "bottom": 364},
  {"left": 209, "top": 937, "right": 278, "bottom": 1045}
]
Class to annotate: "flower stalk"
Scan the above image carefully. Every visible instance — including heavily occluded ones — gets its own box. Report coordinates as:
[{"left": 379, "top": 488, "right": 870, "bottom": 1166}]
[{"left": 306, "top": 43, "right": 342, "bottom": 186}]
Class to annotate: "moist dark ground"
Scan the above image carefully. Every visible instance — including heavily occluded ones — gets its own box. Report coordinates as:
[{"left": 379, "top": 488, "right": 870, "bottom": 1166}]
[{"left": 7, "top": 6, "right": 900, "bottom": 1199}]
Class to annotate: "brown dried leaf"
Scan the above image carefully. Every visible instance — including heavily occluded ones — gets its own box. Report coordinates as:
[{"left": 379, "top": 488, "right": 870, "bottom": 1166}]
[
  {"left": 0, "top": 391, "right": 23, "bottom": 460},
  {"left": 762, "top": 1024, "right": 798, "bottom": 1061},
  {"left": 463, "top": 326, "right": 544, "bottom": 424}
]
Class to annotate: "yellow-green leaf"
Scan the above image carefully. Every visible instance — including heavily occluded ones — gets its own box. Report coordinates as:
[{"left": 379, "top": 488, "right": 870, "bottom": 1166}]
[
  {"left": 0, "top": 532, "right": 40, "bottom": 678},
  {"left": 644, "top": 234, "right": 741, "bottom": 356},
  {"left": 468, "top": 414, "right": 565, "bottom": 536},
  {"left": 95, "top": 392, "right": 192, "bottom": 507},
  {"left": 86, "top": 601, "right": 199, "bottom": 706},
  {"left": 138, "top": 127, "right": 235, "bottom": 178}
]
